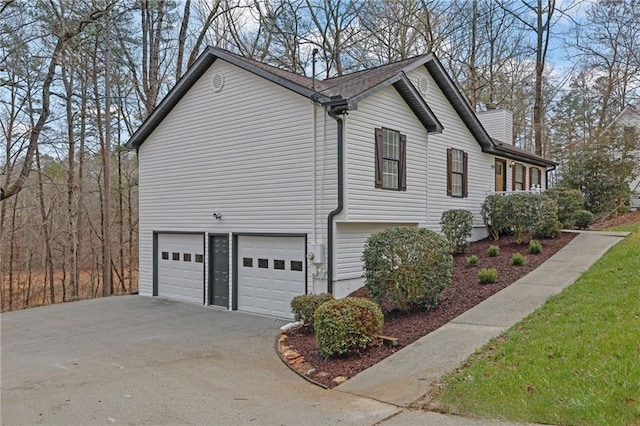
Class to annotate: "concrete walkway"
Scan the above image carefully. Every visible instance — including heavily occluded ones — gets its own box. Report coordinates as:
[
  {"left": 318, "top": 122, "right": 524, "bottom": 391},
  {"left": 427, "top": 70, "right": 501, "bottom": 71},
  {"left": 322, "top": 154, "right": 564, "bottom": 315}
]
[{"left": 337, "top": 231, "right": 629, "bottom": 413}]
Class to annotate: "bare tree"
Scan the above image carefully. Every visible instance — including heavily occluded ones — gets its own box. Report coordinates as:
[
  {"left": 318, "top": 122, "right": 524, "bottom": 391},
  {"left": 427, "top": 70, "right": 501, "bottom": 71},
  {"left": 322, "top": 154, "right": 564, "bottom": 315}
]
[
  {"left": 498, "top": 0, "right": 560, "bottom": 156},
  {"left": 572, "top": 1, "right": 640, "bottom": 131},
  {"left": 0, "top": 1, "right": 117, "bottom": 201}
]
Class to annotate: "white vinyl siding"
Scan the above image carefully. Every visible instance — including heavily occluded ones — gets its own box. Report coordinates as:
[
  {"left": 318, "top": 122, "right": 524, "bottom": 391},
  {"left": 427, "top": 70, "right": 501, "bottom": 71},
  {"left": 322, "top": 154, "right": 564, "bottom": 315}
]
[
  {"left": 407, "top": 68, "right": 494, "bottom": 233},
  {"left": 335, "top": 222, "right": 417, "bottom": 280},
  {"left": 477, "top": 109, "right": 514, "bottom": 144},
  {"left": 343, "top": 88, "right": 429, "bottom": 223},
  {"left": 333, "top": 222, "right": 417, "bottom": 297},
  {"left": 137, "top": 60, "right": 318, "bottom": 299}
]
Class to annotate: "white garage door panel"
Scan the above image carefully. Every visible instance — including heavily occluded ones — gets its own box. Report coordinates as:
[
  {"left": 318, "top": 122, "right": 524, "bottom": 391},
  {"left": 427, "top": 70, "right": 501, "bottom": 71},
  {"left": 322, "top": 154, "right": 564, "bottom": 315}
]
[
  {"left": 238, "top": 236, "right": 305, "bottom": 319},
  {"left": 158, "top": 234, "right": 204, "bottom": 304}
]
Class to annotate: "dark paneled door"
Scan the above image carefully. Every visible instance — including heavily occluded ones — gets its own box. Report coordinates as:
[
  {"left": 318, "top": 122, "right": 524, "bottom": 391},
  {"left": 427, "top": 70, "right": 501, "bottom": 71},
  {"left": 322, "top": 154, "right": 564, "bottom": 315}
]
[{"left": 209, "top": 235, "right": 229, "bottom": 307}]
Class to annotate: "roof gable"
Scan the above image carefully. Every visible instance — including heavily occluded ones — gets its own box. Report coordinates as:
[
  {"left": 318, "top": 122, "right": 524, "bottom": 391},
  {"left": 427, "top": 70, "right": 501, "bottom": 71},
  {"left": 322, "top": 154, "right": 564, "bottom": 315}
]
[{"left": 125, "top": 46, "right": 557, "bottom": 168}]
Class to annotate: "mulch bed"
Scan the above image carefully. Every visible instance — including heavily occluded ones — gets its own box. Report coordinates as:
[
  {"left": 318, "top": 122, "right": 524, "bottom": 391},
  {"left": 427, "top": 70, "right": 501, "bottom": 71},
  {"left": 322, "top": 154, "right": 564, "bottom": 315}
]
[{"left": 281, "top": 232, "right": 578, "bottom": 388}]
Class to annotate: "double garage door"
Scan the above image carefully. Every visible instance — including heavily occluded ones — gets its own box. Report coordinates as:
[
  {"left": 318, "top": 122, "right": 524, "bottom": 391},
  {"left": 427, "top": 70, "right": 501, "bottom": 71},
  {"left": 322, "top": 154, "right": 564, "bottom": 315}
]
[{"left": 157, "top": 233, "right": 305, "bottom": 318}]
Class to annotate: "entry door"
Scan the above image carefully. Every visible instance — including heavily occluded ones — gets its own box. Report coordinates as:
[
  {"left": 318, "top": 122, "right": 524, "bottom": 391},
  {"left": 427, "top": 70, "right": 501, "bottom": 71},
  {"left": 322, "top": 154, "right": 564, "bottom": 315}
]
[
  {"left": 495, "top": 159, "right": 506, "bottom": 191},
  {"left": 209, "top": 235, "right": 229, "bottom": 307}
]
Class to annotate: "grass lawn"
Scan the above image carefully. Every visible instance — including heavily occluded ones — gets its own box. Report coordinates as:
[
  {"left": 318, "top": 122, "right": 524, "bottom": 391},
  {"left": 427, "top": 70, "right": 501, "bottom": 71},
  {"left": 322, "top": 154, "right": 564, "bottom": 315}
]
[{"left": 435, "top": 222, "right": 640, "bottom": 425}]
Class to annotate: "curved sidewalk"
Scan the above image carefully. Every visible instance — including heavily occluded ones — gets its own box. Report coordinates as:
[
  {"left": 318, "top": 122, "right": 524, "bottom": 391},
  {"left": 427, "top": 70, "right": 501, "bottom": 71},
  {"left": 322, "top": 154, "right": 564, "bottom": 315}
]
[{"left": 336, "top": 231, "right": 629, "bottom": 410}]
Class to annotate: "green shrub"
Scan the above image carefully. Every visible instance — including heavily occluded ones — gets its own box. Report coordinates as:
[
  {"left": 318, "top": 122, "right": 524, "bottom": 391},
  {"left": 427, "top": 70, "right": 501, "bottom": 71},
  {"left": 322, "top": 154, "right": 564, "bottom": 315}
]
[
  {"left": 466, "top": 255, "right": 479, "bottom": 267},
  {"left": 481, "top": 195, "right": 509, "bottom": 240},
  {"left": 510, "top": 253, "right": 527, "bottom": 266},
  {"left": 528, "top": 240, "right": 543, "bottom": 254},
  {"left": 533, "top": 195, "right": 562, "bottom": 238},
  {"left": 501, "top": 193, "right": 561, "bottom": 243},
  {"left": 362, "top": 227, "right": 452, "bottom": 311},
  {"left": 314, "top": 297, "right": 384, "bottom": 359},
  {"left": 440, "top": 209, "right": 474, "bottom": 254},
  {"left": 290, "top": 293, "right": 334, "bottom": 329},
  {"left": 544, "top": 187, "right": 585, "bottom": 227},
  {"left": 483, "top": 193, "right": 561, "bottom": 242},
  {"left": 487, "top": 245, "right": 500, "bottom": 257},
  {"left": 504, "top": 193, "right": 537, "bottom": 244},
  {"left": 478, "top": 268, "right": 498, "bottom": 284},
  {"left": 573, "top": 209, "right": 594, "bottom": 229}
]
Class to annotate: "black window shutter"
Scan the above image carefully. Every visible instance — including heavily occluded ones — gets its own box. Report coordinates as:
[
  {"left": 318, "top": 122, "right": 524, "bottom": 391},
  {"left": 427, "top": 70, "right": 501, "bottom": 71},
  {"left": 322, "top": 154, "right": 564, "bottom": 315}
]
[
  {"left": 529, "top": 167, "right": 533, "bottom": 187},
  {"left": 400, "top": 133, "right": 407, "bottom": 191},
  {"left": 446, "top": 148, "right": 452, "bottom": 196},
  {"left": 375, "top": 128, "right": 383, "bottom": 188},
  {"left": 462, "top": 151, "right": 468, "bottom": 198},
  {"left": 523, "top": 165, "right": 527, "bottom": 190},
  {"left": 538, "top": 168, "right": 542, "bottom": 186},
  {"left": 512, "top": 163, "right": 516, "bottom": 190}
]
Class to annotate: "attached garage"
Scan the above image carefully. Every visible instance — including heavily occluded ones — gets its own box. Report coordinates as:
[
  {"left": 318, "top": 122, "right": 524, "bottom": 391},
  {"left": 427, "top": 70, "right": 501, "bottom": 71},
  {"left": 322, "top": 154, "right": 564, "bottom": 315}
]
[
  {"left": 157, "top": 233, "right": 205, "bottom": 304},
  {"left": 236, "top": 235, "right": 306, "bottom": 319}
]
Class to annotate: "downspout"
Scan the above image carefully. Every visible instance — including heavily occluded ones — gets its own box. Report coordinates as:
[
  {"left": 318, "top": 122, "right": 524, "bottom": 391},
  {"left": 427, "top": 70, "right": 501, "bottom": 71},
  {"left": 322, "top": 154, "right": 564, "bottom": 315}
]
[
  {"left": 545, "top": 164, "right": 556, "bottom": 189},
  {"left": 326, "top": 103, "right": 347, "bottom": 295}
]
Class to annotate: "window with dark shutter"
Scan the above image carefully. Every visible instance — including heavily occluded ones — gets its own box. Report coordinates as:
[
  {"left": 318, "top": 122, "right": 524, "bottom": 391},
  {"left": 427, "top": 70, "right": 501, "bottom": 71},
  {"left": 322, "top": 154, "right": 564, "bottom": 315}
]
[
  {"left": 513, "top": 163, "right": 525, "bottom": 190},
  {"left": 447, "top": 148, "right": 468, "bottom": 198},
  {"left": 530, "top": 167, "right": 541, "bottom": 189},
  {"left": 375, "top": 128, "right": 407, "bottom": 191}
]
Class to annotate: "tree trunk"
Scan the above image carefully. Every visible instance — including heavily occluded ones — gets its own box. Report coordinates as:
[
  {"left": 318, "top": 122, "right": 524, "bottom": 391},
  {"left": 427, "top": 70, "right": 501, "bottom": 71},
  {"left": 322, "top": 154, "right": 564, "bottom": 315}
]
[{"left": 35, "top": 147, "right": 55, "bottom": 306}]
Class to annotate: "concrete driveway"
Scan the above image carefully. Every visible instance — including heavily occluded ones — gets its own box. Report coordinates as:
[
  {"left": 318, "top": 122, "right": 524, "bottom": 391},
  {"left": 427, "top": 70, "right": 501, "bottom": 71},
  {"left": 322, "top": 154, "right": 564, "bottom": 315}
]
[{"left": 1, "top": 296, "right": 399, "bottom": 425}]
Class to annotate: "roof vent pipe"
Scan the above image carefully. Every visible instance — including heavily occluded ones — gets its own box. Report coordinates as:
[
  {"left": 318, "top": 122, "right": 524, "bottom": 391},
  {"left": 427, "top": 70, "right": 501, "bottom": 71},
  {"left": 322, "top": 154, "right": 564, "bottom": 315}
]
[{"left": 312, "top": 48, "right": 319, "bottom": 91}]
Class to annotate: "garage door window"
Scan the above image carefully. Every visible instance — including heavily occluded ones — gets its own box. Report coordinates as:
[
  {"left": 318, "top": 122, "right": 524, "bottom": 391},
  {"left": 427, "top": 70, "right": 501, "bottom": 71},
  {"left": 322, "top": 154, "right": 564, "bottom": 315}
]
[
  {"left": 172, "top": 252, "right": 180, "bottom": 261},
  {"left": 274, "top": 259, "right": 285, "bottom": 270},
  {"left": 183, "top": 253, "right": 191, "bottom": 262},
  {"left": 258, "top": 258, "right": 269, "bottom": 268},
  {"left": 291, "top": 261, "right": 303, "bottom": 271},
  {"left": 162, "top": 252, "right": 169, "bottom": 260},
  {"left": 195, "top": 254, "right": 204, "bottom": 263},
  {"left": 243, "top": 257, "right": 253, "bottom": 267}
]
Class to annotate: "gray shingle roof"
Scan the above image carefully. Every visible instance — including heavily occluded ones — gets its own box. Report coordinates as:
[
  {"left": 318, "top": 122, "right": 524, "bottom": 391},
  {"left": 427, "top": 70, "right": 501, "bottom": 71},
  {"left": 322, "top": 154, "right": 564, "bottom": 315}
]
[{"left": 125, "top": 46, "right": 556, "bottom": 169}]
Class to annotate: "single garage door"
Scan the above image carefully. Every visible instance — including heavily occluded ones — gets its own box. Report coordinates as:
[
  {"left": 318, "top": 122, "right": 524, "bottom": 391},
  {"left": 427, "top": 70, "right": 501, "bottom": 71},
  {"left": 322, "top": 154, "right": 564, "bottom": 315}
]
[
  {"left": 237, "top": 235, "right": 305, "bottom": 319},
  {"left": 157, "top": 233, "right": 204, "bottom": 304}
]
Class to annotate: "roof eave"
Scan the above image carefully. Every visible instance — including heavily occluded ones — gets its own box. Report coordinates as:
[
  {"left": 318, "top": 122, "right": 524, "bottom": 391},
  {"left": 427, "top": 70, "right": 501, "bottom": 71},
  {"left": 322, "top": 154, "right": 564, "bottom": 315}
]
[
  {"left": 423, "top": 57, "right": 494, "bottom": 150},
  {"left": 493, "top": 144, "right": 558, "bottom": 168},
  {"left": 392, "top": 73, "right": 443, "bottom": 134},
  {"left": 126, "top": 49, "right": 217, "bottom": 149},
  {"left": 126, "top": 46, "right": 331, "bottom": 149}
]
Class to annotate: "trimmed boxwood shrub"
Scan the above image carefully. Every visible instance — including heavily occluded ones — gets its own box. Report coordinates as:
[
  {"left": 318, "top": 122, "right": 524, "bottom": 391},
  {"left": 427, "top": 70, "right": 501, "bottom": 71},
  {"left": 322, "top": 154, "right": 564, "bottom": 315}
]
[
  {"left": 544, "top": 187, "right": 585, "bottom": 227},
  {"left": 510, "top": 253, "right": 527, "bottom": 266},
  {"left": 528, "top": 240, "right": 543, "bottom": 254},
  {"left": 478, "top": 268, "right": 498, "bottom": 284},
  {"left": 466, "top": 255, "right": 479, "bottom": 267},
  {"left": 573, "top": 209, "right": 594, "bottom": 229},
  {"left": 487, "top": 245, "right": 500, "bottom": 257},
  {"left": 290, "top": 293, "right": 334, "bottom": 329},
  {"left": 440, "top": 209, "right": 474, "bottom": 254},
  {"left": 362, "top": 227, "right": 452, "bottom": 312},
  {"left": 314, "top": 297, "right": 384, "bottom": 359}
]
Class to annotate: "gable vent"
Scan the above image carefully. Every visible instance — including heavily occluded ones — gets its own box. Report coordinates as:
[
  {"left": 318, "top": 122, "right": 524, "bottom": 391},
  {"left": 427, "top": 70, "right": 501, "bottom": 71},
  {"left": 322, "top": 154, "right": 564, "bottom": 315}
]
[
  {"left": 418, "top": 76, "right": 429, "bottom": 96},
  {"left": 211, "top": 73, "right": 225, "bottom": 93}
]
